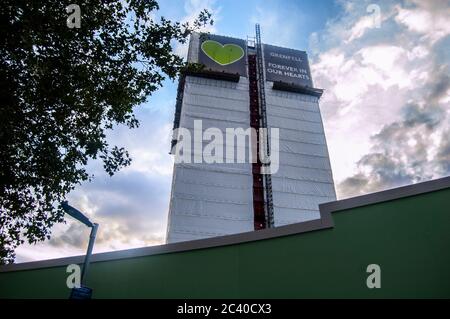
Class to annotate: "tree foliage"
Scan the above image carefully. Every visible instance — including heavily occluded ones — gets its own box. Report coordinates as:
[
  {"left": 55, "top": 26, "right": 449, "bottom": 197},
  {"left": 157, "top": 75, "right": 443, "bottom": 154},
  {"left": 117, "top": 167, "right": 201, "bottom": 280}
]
[{"left": 0, "top": 0, "right": 212, "bottom": 264}]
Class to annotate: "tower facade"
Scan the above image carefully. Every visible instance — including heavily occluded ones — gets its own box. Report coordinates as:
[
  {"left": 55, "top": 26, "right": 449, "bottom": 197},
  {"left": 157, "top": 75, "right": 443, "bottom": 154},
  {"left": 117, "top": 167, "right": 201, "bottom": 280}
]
[{"left": 166, "top": 31, "right": 336, "bottom": 243}]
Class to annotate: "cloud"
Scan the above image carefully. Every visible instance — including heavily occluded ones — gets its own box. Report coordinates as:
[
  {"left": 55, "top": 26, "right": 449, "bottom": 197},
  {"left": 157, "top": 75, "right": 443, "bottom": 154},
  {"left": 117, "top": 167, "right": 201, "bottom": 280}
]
[
  {"left": 345, "top": 4, "right": 395, "bottom": 43},
  {"left": 346, "top": 15, "right": 377, "bottom": 43},
  {"left": 395, "top": 0, "right": 450, "bottom": 44},
  {"left": 65, "top": 170, "right": 170, "bottom": 248},
  {"left": 48, "top": 223, "right": 87, "bottom": 248},
  {"left": 308, "top": 0, "right": 450, "bottom": 197},
  {"left": 337, "top": 70, "right": 450, "bottom": 198}
]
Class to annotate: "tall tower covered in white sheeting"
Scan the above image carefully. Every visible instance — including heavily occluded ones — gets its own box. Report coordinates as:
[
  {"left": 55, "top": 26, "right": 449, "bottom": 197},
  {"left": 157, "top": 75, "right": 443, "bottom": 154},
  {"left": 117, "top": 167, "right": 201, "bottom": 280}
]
[{"left": 166, "top": 30, "right": 335, "bottom": 243}]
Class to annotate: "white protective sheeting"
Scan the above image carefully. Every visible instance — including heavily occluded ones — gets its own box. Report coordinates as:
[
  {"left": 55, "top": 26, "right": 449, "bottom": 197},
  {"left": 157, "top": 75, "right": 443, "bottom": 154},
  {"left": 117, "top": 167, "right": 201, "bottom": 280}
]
[
  {"left": 166, "top": 75, "right": 254, "bottom": 243},
  {"left": 265, "top": 83, "right": 336, "bottom": 227},
  {"left": 271, "top": 177, "right": 336, "bottom": 196},
  {"left": 273, "top": 128, "right": 326, "bottom": 145},
  {"left": 273, "top": 207, "right": 321, "bottom": 226}
]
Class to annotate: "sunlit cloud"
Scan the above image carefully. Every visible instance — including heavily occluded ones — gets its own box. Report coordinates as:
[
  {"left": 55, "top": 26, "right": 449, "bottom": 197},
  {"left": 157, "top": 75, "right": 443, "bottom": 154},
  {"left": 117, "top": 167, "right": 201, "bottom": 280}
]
[{"left": 308, "top": 0, "right": 449, "bottom": 196}]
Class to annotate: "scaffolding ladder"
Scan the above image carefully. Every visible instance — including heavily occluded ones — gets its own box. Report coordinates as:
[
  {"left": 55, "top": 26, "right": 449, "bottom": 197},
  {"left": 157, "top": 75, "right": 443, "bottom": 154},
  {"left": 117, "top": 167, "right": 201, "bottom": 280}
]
[{"left": 255, "top": 24, "right": 275, "bottom": 228}]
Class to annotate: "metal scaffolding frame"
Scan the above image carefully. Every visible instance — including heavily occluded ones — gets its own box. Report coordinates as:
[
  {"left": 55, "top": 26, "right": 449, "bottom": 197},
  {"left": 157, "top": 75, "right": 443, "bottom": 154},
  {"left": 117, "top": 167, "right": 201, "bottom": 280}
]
[{"left": 255, "top": 24, "right": 275, "bottom": 228}]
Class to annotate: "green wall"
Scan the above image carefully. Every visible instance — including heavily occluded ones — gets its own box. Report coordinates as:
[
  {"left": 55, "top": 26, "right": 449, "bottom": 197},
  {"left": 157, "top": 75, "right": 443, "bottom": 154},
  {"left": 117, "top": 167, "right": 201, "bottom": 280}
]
[{"left": 1, "top": 188, "right": 449, "bottom": 298}]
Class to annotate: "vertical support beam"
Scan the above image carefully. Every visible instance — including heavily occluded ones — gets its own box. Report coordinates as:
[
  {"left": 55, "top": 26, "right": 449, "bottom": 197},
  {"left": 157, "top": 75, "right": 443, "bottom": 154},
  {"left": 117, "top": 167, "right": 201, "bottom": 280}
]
[
  {"left": 248, "top": 54, "right": 266, "bottom": 230},
  {"left": 80, "top": 223, "right": 98, "bottom": 286},
  {"left": 255, "top": 24, "right": 275, "bottom": 228}
]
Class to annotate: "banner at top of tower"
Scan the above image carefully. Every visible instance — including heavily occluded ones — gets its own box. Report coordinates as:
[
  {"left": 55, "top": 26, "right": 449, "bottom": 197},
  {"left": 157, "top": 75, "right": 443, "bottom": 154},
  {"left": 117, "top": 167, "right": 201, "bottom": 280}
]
[
  {"left": 263, "top": 44, "right": 313, "bottom": 87},
  {"left": 198, "top": 34, "right": 247, "bottom": 76}
]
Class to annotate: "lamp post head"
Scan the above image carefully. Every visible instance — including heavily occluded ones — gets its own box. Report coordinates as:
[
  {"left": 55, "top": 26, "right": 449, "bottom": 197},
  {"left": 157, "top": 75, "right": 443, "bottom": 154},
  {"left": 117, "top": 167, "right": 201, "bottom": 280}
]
[{"left": 61, "top": 201, "right": 93, "bottom": 228}]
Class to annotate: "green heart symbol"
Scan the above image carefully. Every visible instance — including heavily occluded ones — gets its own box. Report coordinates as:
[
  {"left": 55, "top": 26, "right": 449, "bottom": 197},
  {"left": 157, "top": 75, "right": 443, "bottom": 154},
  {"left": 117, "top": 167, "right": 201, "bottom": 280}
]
[{"left": 201, "top": 40, "right": 244, "bottom": 66}]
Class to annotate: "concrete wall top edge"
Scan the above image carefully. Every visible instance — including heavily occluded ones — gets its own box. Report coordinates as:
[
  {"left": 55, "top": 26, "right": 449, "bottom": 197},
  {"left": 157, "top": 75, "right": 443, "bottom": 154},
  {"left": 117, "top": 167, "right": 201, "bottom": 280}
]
[{"left": 320, "top": 176, "right": 450, "bottom": 214}]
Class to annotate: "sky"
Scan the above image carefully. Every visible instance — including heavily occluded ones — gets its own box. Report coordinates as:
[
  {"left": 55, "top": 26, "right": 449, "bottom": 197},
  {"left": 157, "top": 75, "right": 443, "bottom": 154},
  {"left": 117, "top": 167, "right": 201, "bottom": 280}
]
[{"left": 15, "top": 0, "right": 450, "bottom": 262}]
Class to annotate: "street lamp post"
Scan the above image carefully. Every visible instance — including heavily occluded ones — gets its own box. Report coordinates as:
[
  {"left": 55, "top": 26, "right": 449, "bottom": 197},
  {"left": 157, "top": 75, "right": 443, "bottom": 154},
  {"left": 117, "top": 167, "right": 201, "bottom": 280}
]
[{"left": 61, "top": 201, "right": 99, "bottom": 299}]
